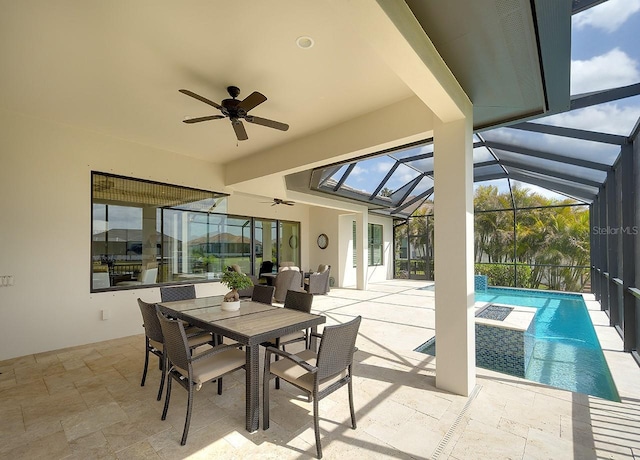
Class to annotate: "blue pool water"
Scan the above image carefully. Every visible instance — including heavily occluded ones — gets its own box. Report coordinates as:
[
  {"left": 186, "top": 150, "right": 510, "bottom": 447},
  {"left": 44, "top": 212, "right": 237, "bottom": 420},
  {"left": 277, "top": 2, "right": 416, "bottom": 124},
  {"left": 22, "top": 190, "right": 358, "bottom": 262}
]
[{"left": 477, "top": 287, "right": 619, "bottom": 401}]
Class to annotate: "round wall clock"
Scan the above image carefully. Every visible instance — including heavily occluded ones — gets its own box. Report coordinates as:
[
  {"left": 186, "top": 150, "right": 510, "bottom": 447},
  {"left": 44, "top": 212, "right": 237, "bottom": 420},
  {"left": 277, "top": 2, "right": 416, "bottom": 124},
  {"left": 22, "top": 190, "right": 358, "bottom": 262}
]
[{"left": 317, "top": 233, "right": 329, "bottom": 249}]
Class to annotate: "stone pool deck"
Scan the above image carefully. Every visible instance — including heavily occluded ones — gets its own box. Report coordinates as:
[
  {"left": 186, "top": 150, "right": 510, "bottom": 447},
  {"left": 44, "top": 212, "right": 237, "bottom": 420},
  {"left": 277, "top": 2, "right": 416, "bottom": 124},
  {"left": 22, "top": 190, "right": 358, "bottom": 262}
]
[{"left": 1, "top": 280, "right": 639, "bottom": 459}]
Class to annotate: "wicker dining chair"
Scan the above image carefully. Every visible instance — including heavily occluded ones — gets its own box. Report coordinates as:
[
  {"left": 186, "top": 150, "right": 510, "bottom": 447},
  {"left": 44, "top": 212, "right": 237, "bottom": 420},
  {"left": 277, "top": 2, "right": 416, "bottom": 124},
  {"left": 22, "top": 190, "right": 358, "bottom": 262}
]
[
  {"left": 251, "top": 284, "right": 275, "bottom": 304},
  {"left": 263, "top": 315, "right": 361, "bottom": 459},
  {"left": 156, "top": 309, "right": 246, "bottom": 445},
  {"left": 279, "top": 290, "right": 314, "bottom": 348},
  {"left": 271, "top": 290, "right": 314, "bottom": 390},
  {"left": 160, "top": 284, "right": 196, "bottom": 302},
  {"left": 137, "top": 299, "right": 212, "bottom": 401}
]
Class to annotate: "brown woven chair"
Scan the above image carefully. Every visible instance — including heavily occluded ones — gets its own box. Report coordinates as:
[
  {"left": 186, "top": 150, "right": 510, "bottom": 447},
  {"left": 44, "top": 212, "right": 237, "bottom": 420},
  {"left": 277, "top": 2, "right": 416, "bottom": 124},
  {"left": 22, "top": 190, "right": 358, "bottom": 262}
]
[
  {"left": 156, "top": 309, "right": 246, "bottom": 445},
  {"left": 263, "top": 315, "right": 361, "bottom": 459},
  {"left": 251, "top": 284, "right": 275, "bottom": 304},
  {"left": 271, "top": 290, "right": 314, "bottom": 390},
  {"left": 160, "top": 284, "right": 196, "bottom": 302},
  {"left": 279, "top": 290, "right": 314, "bottom": 348},
  {"left": 137, "top": 298, "right": 212, "bottom": 401}
]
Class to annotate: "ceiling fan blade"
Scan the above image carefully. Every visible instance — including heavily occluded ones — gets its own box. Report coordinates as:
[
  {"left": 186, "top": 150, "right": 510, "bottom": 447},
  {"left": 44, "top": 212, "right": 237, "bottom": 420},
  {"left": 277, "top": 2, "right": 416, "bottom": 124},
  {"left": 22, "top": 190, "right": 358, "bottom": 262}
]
[
  {"left": 179, "top": 89, "right": 223, "bottom": 110},
  {"left": 231, "top": 119, "right": 248, "bottom": 141},
  {"left": 245, "top": 116, "right": 289, "bottom": 131},
  {"left": 183, "top": 115, "right": 225, "bottom": 124},
  {"left": 237, "top": 91, "right": 267, "bottom": 112}
]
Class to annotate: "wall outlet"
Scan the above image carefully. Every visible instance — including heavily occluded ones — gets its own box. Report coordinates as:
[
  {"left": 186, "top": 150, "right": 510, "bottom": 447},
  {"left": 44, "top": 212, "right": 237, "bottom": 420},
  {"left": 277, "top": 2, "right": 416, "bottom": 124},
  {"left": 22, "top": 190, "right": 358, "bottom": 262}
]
[{"left": 101, "top": 309, "right": 111, "bottom": 320}]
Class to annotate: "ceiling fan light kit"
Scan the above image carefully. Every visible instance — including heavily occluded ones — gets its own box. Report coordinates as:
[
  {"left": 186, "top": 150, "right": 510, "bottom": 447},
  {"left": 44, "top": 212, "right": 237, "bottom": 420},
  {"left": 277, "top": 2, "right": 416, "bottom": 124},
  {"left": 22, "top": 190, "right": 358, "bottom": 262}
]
[{"left": 180, "top": 86, "right": 289, "bottom": 141}]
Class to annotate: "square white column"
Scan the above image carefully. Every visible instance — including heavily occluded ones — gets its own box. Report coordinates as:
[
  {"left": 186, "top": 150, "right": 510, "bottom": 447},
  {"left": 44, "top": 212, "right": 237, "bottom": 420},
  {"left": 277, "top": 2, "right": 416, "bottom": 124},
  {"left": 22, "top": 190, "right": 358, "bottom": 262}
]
[{"left": 433, "top": 116, "right": 475, "bottom": 396}]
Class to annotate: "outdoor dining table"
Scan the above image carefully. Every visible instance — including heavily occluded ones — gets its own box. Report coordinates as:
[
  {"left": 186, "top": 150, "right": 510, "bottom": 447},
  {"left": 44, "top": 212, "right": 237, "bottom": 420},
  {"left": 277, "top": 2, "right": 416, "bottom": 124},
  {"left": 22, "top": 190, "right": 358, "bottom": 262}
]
[{"left": 157, "top": 295, "right": 326, "bottom": 432}]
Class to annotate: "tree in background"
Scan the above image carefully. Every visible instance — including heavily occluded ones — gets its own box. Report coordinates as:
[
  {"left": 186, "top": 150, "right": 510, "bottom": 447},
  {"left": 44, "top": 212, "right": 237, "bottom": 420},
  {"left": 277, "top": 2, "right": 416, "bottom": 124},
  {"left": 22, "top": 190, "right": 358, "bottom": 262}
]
[{"left": 473, "top": 184, "right": 590, "bottom": 291}]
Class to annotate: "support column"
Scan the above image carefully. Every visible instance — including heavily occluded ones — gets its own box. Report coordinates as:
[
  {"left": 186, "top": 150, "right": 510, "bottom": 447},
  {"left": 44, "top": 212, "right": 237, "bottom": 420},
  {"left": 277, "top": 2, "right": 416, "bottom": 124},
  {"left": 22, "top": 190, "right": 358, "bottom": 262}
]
[
  {"left": 433, "top": 116, "right": 475, "bottom": 396},
  {"left": 355, "top": 212, "right": 368, "bottom": 291},
  {"left": 607, "top": 170, "right": 619, "bottom": 326},
  {"left": 599, "top": 185, "right": 609, "bottom": 312},
  {"left": 590, "top": 201, "right": 598, "bottom": 299},
  {"left": 621, "top": 144, "right": 636, "bottom": 351},
  {"left": 142, "top": 206, "right": 157, "bottom": 270}
]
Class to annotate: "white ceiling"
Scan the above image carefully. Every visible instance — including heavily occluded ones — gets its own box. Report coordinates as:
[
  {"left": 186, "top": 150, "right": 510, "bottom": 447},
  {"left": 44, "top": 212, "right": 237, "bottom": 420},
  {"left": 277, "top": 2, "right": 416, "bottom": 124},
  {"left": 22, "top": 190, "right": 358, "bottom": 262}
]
[
  {"left": 1, "top": 0, "right": 566, "bottom": 201},
  {"left": 0, "top": 1, "right": 414, "bottom": 164}
]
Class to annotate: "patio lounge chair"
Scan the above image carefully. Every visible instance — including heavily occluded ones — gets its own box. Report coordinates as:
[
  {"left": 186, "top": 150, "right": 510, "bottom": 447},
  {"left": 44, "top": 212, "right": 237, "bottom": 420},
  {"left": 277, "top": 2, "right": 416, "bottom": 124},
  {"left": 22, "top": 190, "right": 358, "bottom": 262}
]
[{"left": 304, "top": 264, "right": 330, "bottom": 295}]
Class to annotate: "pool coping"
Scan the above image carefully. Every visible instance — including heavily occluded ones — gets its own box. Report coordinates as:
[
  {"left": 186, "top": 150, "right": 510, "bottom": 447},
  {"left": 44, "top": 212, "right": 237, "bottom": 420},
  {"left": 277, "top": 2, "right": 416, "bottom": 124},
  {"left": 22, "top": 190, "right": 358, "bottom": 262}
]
[{"left": 581, "top": 293, "right": 640, "bottom": 401}]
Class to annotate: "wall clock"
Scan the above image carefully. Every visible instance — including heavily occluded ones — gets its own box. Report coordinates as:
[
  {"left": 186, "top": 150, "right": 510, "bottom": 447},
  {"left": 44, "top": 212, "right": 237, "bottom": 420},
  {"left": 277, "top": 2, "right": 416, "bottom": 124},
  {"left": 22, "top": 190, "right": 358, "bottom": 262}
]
[{"left": 317, "top": 233, "right": 329, "bottom": 249}]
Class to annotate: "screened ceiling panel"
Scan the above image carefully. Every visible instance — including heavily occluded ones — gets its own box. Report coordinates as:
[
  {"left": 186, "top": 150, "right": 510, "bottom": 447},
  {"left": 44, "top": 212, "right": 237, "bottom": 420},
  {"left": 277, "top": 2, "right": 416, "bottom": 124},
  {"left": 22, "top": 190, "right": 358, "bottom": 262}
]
[
  {"left": 404, "top": 157, "right": 434, "bottom": 174},
  {"left": 509, "top": 179, "right": 582, "bottom": 203},
  {"left": 385, "top": 163, "right": 421, "bottom": 192},
  {"left": 292, "top": 3, "right": 640, "bottom": 217},
  {"left": 482, "top": 127, "right": 620, "bottom": 166},
  {"left": 474, "top": 164, "right": 506, "bottom": 178},
  {"left": 343, "top": 157, "right": 397, "bottom": 195},
  {"left": 538, "top": 96, "right": 640, "bottom": 136},
  {"left": 507, "top": 167, "right": 597, "bottom": 201},
  {"left": 473, "top": 147, "right": 496, "bottom": 163},
  {"left": 493, "top": 149, "right": 607, "bottom": 185},
  {"left": 323, "top": 164, "right": 350, "bottom": 188},
  {"left": 389, "top": 143, "right": 433, "bottom": 160}
]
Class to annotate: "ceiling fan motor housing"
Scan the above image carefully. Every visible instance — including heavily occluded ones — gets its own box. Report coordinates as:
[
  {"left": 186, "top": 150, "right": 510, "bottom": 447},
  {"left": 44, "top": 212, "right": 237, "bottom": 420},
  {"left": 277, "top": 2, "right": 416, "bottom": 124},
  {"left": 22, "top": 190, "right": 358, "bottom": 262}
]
[{"left": 221, "top": 98, "right": 243, "bottom": 118}]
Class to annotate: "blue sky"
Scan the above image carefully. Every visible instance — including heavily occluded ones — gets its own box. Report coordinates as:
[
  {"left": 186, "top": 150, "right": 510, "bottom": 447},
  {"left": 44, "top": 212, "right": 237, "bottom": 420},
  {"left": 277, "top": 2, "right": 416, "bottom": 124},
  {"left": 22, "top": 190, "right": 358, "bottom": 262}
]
[{"left": 340, "top": 0, "right": 640, "bottom": 201}]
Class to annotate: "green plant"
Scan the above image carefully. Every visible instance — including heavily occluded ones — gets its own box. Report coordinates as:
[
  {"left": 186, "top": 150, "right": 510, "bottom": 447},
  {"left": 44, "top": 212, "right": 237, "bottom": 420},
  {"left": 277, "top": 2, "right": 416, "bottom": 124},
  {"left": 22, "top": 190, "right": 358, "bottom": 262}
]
[{"left": 221, "top": 270, "right": 253, "bottom": 301}]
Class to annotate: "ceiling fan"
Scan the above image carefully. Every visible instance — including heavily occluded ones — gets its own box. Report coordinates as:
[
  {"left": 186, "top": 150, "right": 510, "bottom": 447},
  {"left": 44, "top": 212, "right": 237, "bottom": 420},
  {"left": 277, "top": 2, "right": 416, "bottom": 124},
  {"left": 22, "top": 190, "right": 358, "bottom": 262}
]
[
  {"left": 179, "top": 86, "right": 289, "bottom": 141},
  {"left": 265, "top": 198, "right": 295, "bottom": 206}
]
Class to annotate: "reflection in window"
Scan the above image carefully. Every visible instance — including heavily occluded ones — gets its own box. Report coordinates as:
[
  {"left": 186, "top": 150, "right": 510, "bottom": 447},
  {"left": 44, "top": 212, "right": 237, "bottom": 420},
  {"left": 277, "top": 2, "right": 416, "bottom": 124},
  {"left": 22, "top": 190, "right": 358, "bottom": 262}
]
[{"left": 91, "top": 172, "right": 301, "bottom": 291}]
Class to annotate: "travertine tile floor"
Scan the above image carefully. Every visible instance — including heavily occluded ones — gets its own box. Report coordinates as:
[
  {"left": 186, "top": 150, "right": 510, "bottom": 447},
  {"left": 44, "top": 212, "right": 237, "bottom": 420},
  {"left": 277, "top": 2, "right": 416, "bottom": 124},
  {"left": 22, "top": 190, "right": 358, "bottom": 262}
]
[{"left": 2, "top": 280, "right": 640, "bottom": 459}]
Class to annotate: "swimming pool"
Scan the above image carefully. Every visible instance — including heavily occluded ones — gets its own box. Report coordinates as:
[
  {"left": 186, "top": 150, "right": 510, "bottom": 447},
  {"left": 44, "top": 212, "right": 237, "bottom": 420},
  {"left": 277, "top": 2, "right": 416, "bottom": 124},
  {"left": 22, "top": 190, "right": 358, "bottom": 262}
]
[{"left": 476, "top": 287, "right": 619, "bottom": 401}]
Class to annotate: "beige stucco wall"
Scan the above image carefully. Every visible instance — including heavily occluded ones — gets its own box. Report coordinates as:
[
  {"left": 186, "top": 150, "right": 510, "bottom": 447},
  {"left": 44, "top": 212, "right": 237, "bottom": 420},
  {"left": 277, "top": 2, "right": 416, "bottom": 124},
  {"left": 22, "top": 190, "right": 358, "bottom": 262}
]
[{"left": 0, "top": 109, "right": 395, "bottom": 360}]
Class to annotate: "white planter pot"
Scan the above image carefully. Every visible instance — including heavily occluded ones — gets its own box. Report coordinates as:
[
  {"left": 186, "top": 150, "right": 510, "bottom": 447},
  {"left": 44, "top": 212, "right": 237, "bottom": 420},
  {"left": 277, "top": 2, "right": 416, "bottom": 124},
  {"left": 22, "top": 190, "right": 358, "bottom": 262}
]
[{"left": 221, "top": 300, "right": 241, "bottom": 311}]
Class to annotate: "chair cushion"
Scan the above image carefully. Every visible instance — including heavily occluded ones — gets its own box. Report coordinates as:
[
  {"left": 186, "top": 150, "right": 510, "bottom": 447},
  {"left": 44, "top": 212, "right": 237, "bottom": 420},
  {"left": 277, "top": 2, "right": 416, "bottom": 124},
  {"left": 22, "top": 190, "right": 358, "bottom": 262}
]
[
  {"left": 279, "top": 331, "right": 306, "bottom": 343},
  {"left": 270, "top": 349, "right": 347, "bottom": 393},
  {"left": 175, "top": 346, "right": 245, "bottom": 387},
  {"left": 187, "top": 332, "right": 213, "bottom": 348},
  {"left": 264, "top": 331, "right": 305, "bottom": 345},
  {"left": 149, "top": 339, "right": 163, "bottom": 351}
]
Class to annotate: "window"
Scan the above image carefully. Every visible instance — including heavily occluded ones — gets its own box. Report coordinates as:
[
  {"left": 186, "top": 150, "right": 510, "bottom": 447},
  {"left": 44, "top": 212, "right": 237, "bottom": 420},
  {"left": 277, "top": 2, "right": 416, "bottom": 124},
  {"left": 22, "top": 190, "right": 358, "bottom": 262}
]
[
  {"left": 369, "top": 223, "right": 383, "bottom": 266},
  {"left": 352, "top": 221, "right": 384, "bottom": 267},
  {"left": 91, "top": 172, "right": 299, "bottom": 291}
]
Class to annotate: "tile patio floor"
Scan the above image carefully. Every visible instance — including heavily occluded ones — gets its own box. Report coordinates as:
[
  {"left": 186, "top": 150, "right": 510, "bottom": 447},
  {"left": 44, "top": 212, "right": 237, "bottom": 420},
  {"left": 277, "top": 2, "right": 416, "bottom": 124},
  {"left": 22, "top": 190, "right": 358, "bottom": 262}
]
[{"left": 1, "top": 279, "right": 640, "bottom": 459}]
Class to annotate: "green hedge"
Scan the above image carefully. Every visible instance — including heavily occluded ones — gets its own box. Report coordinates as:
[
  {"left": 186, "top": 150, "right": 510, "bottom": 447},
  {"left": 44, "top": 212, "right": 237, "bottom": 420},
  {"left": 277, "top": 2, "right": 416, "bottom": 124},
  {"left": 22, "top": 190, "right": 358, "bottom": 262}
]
[{"left": 475, "top": 263, "right": 533, "bottom": 288}]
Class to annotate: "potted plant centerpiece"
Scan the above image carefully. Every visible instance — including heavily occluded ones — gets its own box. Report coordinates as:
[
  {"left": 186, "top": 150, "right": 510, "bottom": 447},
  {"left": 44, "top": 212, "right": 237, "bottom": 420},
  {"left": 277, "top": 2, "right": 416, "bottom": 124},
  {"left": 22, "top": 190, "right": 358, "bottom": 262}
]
[{"left": 220, "top": 270, "right": 253, "bottom": 311}]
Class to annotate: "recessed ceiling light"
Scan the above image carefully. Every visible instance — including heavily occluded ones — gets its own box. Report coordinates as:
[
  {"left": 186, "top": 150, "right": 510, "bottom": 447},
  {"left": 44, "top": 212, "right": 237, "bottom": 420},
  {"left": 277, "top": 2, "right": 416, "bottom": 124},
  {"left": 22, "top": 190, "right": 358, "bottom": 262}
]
[{"left": 296, "top": 36, "right": 314, "bottom": 49}]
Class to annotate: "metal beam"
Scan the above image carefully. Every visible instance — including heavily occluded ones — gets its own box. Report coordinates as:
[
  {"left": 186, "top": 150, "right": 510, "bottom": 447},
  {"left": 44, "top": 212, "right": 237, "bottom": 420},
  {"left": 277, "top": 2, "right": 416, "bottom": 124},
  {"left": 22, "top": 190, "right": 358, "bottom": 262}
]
[
  {"left": 572, "top": 0, "right": 608, "bottom": 14},
  {"left": 332, "top": 163, "right": 356, "bottom": 192},
  {"left": 508, "top": 122, "right": 628, "bottom": 145},
  {"left": 393, "top": 187, "right": 433, "bottom": 213},
  {"left": 498, "top": 158, "right": 603, "bottom": 188},
  {"left": 571, "top": 82, "right": 640, "bottom": 111},
  {"left": 484, "top": 140, "right": 611, "bottom": 171},
  {"left": 507, "top": 170, "right": 597, "bottom": 201},
  {"left": 369, "top": 162, "right": 399, "bottom": 200}
]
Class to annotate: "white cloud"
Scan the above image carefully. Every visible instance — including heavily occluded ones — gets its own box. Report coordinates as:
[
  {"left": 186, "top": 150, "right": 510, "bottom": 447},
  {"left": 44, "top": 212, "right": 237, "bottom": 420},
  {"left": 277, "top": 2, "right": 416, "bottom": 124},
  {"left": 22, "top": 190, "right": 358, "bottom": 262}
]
[
  {"left": 573, "top": 0, "right": 640, "bottom": 32},
  {"left": 374, "top": 161, "right": 395, "bottom": 173},
  {"left": 543, "top": 102, "right": 640, "bottom": 135},
  {"left": 571, "top": 48, "right": 639, "bottom": 94},
  {"left": 350, "top": 165, "right": 367, "bottom": 176}
]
